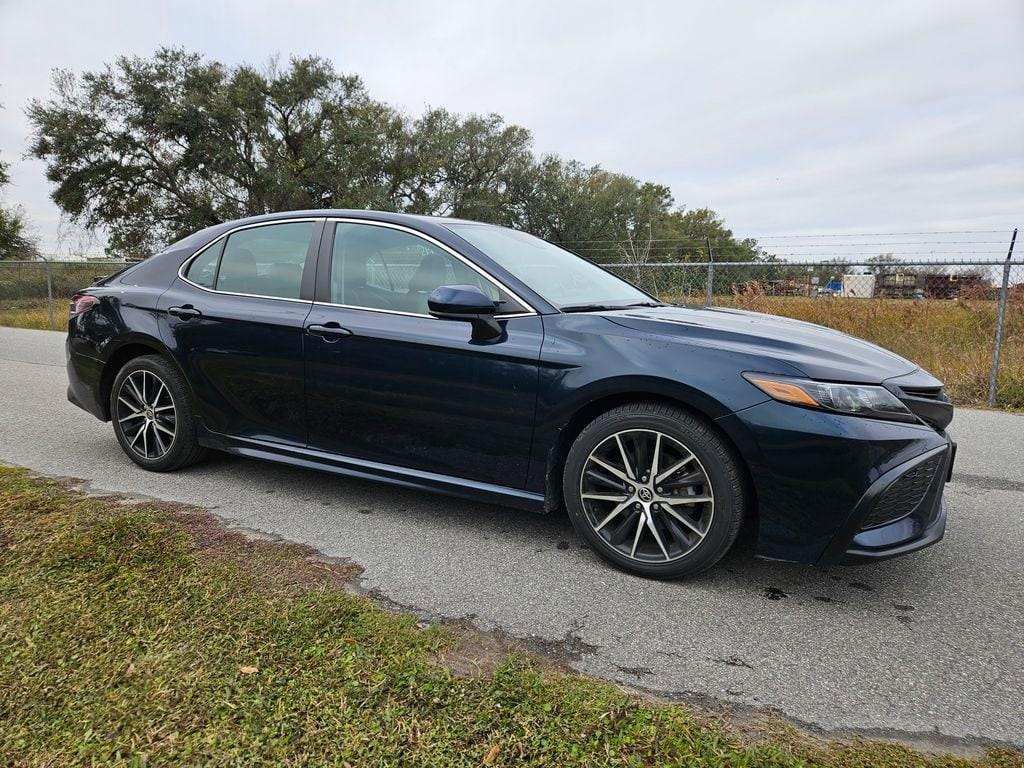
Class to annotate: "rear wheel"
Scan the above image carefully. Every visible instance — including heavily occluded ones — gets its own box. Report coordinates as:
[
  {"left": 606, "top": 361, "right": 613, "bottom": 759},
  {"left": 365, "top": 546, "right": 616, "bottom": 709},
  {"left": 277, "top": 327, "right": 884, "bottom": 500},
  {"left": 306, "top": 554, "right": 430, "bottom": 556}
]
[
  {"left": 563, "top": 402, "right": 746, "bottom": 579},
  {"left": 110, "top": 355, "right": 206, "bottom": 471}
]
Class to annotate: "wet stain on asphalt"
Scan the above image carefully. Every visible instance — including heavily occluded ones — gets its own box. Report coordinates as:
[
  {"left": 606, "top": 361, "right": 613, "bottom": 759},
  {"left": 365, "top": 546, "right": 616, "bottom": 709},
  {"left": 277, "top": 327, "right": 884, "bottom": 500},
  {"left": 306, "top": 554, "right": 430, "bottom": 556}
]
[
  {"left": 617, "top": 665, "right": 654, "bottom": 678},
  {"left": 556, "top": 540, "right": 570, "bottom": 550},
  {"left": 763, "top": 586, "right": 789, "bottom": 600},
  {"left": 953, "top": 473, "right": 1024, "bottom": 493},
  {"left": 713, "top": 656, "right": 754, "bottom": 669},
  {"left": 813, "top": 595, "right": 846, "bottom": 604}
]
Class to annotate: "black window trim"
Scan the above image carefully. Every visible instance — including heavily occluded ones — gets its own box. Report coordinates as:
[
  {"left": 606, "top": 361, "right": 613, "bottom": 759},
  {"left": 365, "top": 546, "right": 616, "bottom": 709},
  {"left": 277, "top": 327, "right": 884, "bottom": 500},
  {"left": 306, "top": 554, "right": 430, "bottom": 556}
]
[
  {"left": 314, "top": 217, "right": 537, "bottom": 319},
  {"left": 178, "top": 218, "right": 325, "bottom": 303}
]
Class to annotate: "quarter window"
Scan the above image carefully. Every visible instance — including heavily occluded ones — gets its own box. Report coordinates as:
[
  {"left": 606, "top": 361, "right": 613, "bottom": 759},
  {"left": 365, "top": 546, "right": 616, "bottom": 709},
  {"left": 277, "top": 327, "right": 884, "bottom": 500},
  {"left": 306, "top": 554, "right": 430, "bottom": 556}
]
[
  {"left": 329, "top": 223, "right": 522, "bottom": 315},
  {"left": 185, "top": 241, "right": 221, "bottom": 289},
  {"left": 213, "top": 222, "right": 314, "bottom": 299}
]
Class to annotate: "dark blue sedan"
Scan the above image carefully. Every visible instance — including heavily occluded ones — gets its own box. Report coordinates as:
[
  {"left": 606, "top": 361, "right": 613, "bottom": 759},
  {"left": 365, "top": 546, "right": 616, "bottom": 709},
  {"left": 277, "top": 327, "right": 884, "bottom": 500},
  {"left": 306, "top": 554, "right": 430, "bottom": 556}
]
[{"left": 66, "top": 211, "right": 954, "bottom": 578}]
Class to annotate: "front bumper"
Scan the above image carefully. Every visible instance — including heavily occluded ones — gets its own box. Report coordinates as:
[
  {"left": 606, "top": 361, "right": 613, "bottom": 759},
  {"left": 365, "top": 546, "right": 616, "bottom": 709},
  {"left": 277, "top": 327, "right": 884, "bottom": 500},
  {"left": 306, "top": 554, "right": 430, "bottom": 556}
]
[
  {"left": 825, "top": 442, "right": 952, "bottom": 565},
  {"left": 717, "top": 399, "right": 953, "bottom": 565}
]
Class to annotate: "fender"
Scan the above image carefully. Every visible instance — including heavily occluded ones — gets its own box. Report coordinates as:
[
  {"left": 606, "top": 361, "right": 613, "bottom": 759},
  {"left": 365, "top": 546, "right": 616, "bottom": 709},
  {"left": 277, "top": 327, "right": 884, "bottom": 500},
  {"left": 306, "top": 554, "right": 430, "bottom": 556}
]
[
  {"left": 95, "top": 331, "right": 198, "bottom": 422},
  {"left": 530, "top": 373, "right": 753, "bottom": 506}
]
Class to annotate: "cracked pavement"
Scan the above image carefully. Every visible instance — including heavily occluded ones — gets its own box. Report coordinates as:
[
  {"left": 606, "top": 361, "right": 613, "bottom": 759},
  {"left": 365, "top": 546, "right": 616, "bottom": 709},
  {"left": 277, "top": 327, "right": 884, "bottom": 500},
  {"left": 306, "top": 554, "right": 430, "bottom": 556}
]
[{"left": 1, "top": 325, "right": 1022, "bottom": 746}]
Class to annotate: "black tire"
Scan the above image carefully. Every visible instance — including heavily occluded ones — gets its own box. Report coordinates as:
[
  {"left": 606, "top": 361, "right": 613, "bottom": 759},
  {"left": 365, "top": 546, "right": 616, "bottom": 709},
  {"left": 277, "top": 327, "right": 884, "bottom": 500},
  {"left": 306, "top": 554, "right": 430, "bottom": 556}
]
[
  {"left": 109, "top": 354, "right": 207, "bottom": 472},
  {"left": 563, "top": 401, "right": 746, "bottom": 579}
]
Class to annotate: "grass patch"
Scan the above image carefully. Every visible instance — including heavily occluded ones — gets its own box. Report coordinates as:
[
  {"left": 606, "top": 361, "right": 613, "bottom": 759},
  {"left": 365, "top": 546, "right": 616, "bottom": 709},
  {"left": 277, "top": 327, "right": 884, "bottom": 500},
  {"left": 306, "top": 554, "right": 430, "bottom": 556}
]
[
  {"left": 0, "top": 466, "right": 1020, "bottom": 766},
  {"left": 0, "top": 298, "right": 60, "bottom": 330}
]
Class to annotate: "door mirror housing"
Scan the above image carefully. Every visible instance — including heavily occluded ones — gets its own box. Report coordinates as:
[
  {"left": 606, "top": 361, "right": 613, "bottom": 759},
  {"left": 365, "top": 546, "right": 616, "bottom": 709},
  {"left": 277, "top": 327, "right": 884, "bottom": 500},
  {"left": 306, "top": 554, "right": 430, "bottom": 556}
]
[{"left": 428, "top": 285, "right": 503, "bottom": 340}]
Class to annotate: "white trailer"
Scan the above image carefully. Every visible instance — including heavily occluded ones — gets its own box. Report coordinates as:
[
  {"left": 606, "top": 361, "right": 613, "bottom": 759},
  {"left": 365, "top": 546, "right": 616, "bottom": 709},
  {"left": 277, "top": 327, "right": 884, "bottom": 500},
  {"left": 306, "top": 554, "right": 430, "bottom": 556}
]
[{"left": 841, "top": 273, "right": 876, "bottom": 298}]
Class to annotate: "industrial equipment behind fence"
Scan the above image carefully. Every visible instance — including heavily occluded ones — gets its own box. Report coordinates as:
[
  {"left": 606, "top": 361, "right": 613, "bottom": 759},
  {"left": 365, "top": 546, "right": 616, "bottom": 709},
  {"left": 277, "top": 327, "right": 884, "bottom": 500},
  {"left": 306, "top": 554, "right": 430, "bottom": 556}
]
[{"left": 1, "top": 242, "right": 1021, "bottom": 407}]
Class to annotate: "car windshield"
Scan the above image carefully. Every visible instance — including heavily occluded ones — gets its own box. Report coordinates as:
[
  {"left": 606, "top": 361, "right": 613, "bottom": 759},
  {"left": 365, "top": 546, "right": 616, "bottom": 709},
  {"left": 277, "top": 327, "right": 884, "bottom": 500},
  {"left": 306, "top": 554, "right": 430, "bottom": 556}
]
[{"left": 446, "top": 223, "right": 657, "bottom": 310}]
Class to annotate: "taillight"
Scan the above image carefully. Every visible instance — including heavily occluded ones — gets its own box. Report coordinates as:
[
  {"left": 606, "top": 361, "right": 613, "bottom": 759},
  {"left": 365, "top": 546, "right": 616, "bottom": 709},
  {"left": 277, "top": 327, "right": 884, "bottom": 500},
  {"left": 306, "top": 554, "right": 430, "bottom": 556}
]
[{"left": 69, "top": 293, "right": 99, "bottom": 317}]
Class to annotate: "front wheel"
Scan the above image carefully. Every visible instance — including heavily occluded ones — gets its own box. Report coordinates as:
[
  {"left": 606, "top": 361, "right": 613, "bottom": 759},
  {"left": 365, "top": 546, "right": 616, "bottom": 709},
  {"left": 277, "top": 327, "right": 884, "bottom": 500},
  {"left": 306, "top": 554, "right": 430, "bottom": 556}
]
[
  {"left": 110, "top": 355, "right": 206, "bottom": 472},
  {"left": 563, "top": 402, "right": 747, "bottom": 579}
]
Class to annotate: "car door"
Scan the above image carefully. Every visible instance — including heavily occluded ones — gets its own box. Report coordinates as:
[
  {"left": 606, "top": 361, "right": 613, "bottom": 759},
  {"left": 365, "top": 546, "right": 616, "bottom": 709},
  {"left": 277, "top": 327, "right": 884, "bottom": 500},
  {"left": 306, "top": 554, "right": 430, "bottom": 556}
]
[
  {"left": 158, "top": 219, "right": 322, "bottom": 447},
  {"left": 303, "top": 219, "right": 543, "bottom": 488}
]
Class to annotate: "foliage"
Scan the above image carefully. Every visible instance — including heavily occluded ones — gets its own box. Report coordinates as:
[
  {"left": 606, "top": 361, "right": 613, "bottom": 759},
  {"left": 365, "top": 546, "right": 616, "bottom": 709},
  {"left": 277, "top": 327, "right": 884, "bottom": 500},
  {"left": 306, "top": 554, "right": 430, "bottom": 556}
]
[
  {"left": 27, "top": 49, "right": 759, "bottom": 261},
  {"left": 1, "top": 467, "right": 1020, "bottom": 766},
  {"left": 0, "top": 103, "right": 39, "bottom": 261}
]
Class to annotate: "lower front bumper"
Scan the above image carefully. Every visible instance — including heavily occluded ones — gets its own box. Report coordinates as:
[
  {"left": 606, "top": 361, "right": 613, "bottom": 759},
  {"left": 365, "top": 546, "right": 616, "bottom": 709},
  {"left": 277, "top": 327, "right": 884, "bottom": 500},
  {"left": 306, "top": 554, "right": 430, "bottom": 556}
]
[
  {"left": 841, "top": 498, "right": 946, "bottom": 564},
  {"left": 717, "top": 399, "right": 953, "bottom": 565},
  {"left": 823, "top": 442, "right": 953, "bottom": 565}
]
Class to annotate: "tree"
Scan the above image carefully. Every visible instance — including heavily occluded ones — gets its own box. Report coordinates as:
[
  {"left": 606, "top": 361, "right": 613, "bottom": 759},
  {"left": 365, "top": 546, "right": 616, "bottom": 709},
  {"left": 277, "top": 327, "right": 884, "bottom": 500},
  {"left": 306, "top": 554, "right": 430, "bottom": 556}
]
[
  {"left": 0, "top": 103, "right": 39, "bottom": 260},
  {"left": 28, "top": 49, "right": 760, "bottom": 263},
  {"left": 510, "top": 156, "right": 673, "bottom": 261},
  {"left": 652, "top": 207, "right": 762, "bottom": 263},
  {"left": 28, "top": 51, "right": 397, "bottom": 256}
]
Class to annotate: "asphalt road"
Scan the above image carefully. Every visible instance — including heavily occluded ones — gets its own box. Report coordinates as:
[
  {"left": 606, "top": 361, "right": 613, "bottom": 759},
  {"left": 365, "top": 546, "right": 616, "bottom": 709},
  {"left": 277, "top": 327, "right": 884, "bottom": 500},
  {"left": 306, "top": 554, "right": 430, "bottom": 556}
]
[{"left": 1, "top": 325, "right": 1022, "bottom": 748}]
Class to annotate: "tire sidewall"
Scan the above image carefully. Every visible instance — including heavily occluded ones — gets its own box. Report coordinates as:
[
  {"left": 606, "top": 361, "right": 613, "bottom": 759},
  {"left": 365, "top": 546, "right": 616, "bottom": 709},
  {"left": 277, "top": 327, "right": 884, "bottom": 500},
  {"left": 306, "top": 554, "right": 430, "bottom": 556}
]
[{"left": 563, "top": 407, "right": 743, "bottom": 579}]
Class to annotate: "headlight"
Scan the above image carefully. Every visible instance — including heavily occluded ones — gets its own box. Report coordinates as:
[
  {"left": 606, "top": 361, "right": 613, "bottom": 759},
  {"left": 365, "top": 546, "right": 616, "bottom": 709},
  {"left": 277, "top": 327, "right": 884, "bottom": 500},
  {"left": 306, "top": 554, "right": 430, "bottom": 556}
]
[{"left": 742, "top": 373, "right": 916, "bottom": 422}]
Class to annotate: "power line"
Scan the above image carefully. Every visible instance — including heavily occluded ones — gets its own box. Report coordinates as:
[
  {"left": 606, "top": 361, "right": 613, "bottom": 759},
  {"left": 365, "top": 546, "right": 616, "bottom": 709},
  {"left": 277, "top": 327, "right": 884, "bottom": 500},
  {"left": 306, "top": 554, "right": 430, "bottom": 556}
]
[
  {"left": 561, "top": 240, "right": 1008, "bottom": 247},
  {"left": 551, "top": 230, "right": 1011, "bottom": 243},
  {"left": 564, "top": 247, "right": 1010, "bottom": 255}
]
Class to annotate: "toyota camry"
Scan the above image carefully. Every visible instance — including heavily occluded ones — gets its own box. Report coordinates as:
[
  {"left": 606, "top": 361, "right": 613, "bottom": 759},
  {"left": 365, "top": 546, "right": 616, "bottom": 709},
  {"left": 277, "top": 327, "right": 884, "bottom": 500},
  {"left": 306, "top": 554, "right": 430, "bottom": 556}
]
[{"left": 66, "top": 210, "right": 955, "bottom": 578}]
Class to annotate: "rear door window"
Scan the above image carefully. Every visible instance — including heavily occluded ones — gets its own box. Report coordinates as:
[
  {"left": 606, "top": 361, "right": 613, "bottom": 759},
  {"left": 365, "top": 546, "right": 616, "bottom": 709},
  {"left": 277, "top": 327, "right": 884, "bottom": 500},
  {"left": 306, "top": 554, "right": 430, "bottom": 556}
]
[{"left": 214, "top": 222, "right": 315, "bottom": 299}]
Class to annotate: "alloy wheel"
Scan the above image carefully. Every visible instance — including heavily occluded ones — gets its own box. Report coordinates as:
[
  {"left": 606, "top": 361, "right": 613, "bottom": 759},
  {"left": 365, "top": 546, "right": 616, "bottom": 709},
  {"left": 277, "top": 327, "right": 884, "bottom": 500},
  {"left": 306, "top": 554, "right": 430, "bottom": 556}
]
[
  {"left": 115, "top": 370, "right": 177, "bottom": 460},
  {"left": 579, "top": 428, "right": 714, "bottom": 563}
]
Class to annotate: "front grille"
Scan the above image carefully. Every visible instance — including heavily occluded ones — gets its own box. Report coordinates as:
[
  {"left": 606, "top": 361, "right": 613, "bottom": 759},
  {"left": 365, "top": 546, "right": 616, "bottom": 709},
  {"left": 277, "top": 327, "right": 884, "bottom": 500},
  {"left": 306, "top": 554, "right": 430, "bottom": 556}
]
[
  {"left": 899, "top": 385, "right": 945, "bottom": 401},
  {"left": 894, "top": 385, "right": 953, "bottom": 430},
  {"left": 861, "top": 453, "right": 943, "bottom": 529}
]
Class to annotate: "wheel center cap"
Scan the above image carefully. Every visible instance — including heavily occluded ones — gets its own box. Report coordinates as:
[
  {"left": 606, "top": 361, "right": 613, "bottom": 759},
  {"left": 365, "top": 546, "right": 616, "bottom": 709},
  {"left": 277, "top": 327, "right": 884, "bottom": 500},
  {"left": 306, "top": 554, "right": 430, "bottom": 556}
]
[
  {"left": 638, "top": 487, "right": 653, "bottom": 502},
  {"left": 144, "top": 406, "right": 155, "bottom": 419}
]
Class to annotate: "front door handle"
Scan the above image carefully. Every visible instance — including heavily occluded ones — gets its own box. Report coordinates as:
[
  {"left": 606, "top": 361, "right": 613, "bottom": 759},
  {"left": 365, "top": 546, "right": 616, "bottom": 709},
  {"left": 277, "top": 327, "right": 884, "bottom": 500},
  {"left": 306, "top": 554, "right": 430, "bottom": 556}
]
[
  {"left": 168, "top": 305, "right": 202, "bottom": 319},
  {"left": 306, "top": 322, "right": 352, "bottom": 341}
]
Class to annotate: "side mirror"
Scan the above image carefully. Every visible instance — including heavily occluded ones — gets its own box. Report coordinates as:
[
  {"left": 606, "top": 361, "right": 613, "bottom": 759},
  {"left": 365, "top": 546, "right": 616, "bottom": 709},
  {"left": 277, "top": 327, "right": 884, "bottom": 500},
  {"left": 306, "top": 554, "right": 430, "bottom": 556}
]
[{"left": 428, "top": 285, "right": 503, "bottom": 341}]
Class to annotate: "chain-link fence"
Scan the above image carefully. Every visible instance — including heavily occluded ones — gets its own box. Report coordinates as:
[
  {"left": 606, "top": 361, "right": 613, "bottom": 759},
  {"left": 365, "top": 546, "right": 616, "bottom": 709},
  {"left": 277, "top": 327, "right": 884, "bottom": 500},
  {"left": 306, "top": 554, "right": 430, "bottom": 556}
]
[
  {"left": 0, "top": 260, "right": 129, "bottom": 331},
  {"left": 2, "top": 255, "right": 1022, "bottom": 409}
]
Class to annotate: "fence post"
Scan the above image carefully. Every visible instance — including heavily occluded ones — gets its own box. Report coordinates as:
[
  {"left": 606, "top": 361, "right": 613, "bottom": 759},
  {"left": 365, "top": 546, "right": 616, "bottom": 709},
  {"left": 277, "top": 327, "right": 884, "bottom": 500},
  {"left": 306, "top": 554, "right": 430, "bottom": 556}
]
[
  {"left": 43, "top": 258, "right": 55, "bottom": 330},
  {"left": 987, "top": 228, "right": 1017, "bottom": 407},
  {"left": 705, "top": 237, "right": 714, "bottom": 307}
]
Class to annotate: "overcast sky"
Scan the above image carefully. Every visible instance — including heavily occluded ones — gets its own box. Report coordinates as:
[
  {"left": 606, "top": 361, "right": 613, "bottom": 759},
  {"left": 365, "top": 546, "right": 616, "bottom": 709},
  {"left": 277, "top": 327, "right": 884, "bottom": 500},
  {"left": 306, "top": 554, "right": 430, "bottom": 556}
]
[{"left": 1, "top": 0, "right": 1021, "bottom": 255}]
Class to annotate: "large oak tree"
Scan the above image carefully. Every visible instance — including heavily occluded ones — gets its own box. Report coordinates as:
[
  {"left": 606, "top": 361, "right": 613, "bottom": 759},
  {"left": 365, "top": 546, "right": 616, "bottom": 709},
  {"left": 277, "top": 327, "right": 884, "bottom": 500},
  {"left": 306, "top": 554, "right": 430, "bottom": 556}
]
[{"left": 28, "top": 48, "right": 758, "bottom": 262}]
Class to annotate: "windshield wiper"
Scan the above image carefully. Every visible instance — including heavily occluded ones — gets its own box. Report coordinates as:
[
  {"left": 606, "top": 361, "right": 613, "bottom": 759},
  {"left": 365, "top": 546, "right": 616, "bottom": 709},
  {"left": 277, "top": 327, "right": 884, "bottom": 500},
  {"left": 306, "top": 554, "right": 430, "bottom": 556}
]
[
  {"left": 559, "top": 303, "right": 618, "bottom": 313},
  {"left": 559, "top": 301, "right": 666, "bottom": 313}
]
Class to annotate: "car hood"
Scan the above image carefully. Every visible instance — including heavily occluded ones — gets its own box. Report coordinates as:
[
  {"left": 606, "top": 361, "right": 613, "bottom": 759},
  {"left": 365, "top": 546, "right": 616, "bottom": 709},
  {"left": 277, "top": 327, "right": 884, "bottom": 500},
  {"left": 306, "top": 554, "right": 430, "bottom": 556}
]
[{"left": 603, "top": 305, "right": 919, "bottom": 383}]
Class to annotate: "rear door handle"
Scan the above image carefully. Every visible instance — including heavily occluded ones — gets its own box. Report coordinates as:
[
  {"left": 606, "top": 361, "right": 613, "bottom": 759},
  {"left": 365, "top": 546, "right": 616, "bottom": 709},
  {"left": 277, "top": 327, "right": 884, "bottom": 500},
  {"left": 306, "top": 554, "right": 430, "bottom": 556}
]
[
  {"left": 168, "top": 305, "right": 202, "bottom": 319},
  {"left": 306, "top": 322, "right": 352, "bottom": 341}
]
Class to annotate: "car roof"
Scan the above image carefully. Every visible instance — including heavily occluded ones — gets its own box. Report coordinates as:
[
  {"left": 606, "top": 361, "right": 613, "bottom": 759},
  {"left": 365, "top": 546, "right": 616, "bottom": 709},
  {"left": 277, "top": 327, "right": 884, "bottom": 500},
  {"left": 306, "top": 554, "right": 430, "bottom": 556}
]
[
  {"left": 164, "top": 209, "right": 489, "bottom": 254},
  {"left": 219, "top": 209, "right": 481, "bottom": 228}
]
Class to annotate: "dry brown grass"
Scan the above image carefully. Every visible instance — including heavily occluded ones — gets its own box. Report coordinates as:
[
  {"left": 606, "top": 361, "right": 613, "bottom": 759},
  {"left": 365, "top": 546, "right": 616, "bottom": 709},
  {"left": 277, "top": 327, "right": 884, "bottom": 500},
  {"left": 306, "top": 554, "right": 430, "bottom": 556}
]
[{"left": 0, "top": 298, "right": 60, "bottom": 330}]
